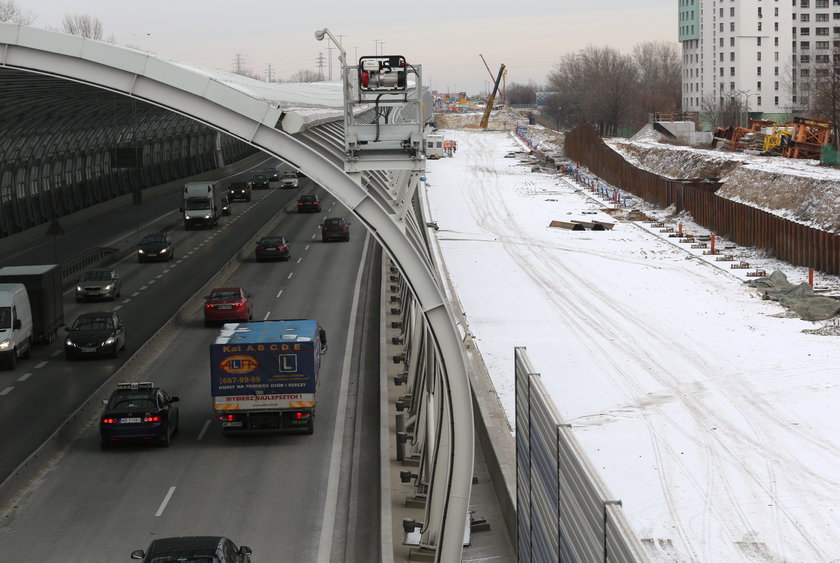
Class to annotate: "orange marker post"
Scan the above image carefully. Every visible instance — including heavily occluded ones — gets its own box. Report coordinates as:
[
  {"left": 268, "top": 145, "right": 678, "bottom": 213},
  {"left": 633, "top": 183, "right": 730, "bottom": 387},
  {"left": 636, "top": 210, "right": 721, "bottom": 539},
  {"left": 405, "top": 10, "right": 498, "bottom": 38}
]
[
  {"left": 711, "top": 233, "right": 716, "bottom": 254},
  {"left": 809, "top": 267, "right": 814, "bottom": 287}
]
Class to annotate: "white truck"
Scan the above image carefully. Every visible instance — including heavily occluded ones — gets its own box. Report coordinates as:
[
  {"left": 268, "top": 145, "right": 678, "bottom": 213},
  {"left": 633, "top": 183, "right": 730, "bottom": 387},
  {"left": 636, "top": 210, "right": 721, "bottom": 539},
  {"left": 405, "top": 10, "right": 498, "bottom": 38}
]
[{"left": 181, "top": 181, "right": 224, "bottom": 229}]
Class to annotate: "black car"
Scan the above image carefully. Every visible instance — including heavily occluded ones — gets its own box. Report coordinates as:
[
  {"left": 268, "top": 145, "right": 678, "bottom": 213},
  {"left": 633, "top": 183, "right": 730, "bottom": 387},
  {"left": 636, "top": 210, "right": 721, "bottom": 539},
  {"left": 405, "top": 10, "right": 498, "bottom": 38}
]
[
  {"left": 64, "top": 311, "right": 126, "bottom": 359},
  {"left": 297, "top": 194, "right": 321, "bottom": 213},
  {"left": 75, "top": 268, "right": 121, "bottom": 302},
  {"left": 131, "top": 536, "right": 251, "bottom": 562},
  {"left": 264, "top": 167, "right": 280, "bottom": 182},
  {"left": 227, "top": 181, "right": 251, "bottom": 202},
  {"left": 137, "top": 233, "right": 174, "bottom": 262},
  {"left": 255, "top": 236, "right": 291, "bottom": 261},
  {"left": 250, "top": 174, "right": 269, "bottom": 190},
  {"left": 100, "top": 381, "right": 179, "bottom": 449},
  {"left": 321, "top": 216, "right": 351, "bottom": 242}
]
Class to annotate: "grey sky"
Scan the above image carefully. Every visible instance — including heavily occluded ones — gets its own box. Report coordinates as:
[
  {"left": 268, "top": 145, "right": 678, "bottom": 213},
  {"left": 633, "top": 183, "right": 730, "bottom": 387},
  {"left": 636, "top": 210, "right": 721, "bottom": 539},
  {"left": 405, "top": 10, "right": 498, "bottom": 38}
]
[{"left": 19, "top": 0, "right": 677, "bottom": 94}]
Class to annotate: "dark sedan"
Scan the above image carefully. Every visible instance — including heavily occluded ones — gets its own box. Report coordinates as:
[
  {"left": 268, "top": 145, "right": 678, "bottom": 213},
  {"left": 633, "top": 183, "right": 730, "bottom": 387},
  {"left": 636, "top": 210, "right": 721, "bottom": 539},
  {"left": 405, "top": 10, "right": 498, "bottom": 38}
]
[
  {"left": 297, "top": 194, "right": 321, "bottom": 213},
  {"left": 250, "top": 174, "right": 269, "bottom": 190},
  {"left": 64, "top": 311, "right": 126, "bottom": 359},
  {"left": 131, "top": 536, "right": 251, "bottom": 562},
  {"left": 100, "top": 381, "right": 179, "bottom": 449},
  {"left": 75, "top": 268, "right": 121, "bottom": 302},
  {"left": 137, "top": 232, "right": 174, "bottom": 262},
  {"left": 255, "top": 236, "right": 291, "bottom": 261},
  {"left": 321, "top": 216, "right": 351, "bottom": 242}
]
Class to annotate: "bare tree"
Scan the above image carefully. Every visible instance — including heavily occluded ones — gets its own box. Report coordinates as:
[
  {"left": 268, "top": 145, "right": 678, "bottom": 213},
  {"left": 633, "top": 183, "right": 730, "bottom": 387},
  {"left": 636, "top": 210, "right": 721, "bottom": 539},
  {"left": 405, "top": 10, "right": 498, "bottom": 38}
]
[
  {"left": 0, "top": 0, "right": 35, "bottom": 24},
  {"left": 288, "top": 69, "right": 322, "bottom": 83},
  {"left": 505, "top": 81, "right": 539, "bottom": 106},
  {"left": 62, "top": 13, "right": 103, "bottom": 39},
  {"left": 631, "top": 41, "right": 681, "bottom": 119},
  {"left": 701, "top": 93, "right": 746, "bottom": 129},
  {"left": 806, "top": 48, "right": 840, "bottom": 149}
]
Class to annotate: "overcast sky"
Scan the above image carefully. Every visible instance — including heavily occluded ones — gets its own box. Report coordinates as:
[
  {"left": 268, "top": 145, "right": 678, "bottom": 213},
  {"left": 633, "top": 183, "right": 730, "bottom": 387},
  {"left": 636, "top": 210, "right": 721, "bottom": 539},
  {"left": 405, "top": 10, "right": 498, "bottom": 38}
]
[{"left": 18, "top": 0, "right": 676, "bottom": 94}]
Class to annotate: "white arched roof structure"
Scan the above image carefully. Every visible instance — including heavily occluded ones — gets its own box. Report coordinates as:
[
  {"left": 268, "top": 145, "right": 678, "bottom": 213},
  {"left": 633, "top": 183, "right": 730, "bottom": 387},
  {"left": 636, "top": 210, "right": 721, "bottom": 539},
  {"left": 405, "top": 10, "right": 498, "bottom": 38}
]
[{"left": 0, "top": 22, "right": 472, "bottom": 562}]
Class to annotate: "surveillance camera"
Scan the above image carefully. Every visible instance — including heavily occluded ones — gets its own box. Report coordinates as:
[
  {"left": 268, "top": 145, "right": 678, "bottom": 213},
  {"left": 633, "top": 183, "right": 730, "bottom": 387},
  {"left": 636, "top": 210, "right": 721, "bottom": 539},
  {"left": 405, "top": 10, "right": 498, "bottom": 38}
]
[{"left": 315, "top": 29, "right": 326, "bottom": 41}]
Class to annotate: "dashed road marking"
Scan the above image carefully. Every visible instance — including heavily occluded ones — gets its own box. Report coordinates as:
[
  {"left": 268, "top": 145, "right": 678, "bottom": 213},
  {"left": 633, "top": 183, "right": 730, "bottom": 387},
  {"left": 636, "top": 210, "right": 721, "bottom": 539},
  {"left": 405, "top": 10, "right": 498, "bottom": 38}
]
[
  {"left": 17, "top": 373, "right": 31, "bottom": 382},
  {"left": 263, "top": 312, "right": 271, "bottom": 320},
  {"left": 276, "top": 289, "right": 283, "bottom": 299},
  {"left": 35, "top": 361, "right": 47, "bottom": 369},
  {"left": 132, "top": 292, "right": 141, "bottom": 297},
  {"left": 197, "top": 419, "right": 210, "bottom": 441},
  {"left": 155, "top": 486, "right": 176, "bottom": 517},
  {"left": 287, "top": 272, "right": 294, "bottom": 280},
  {"left": 0, "top": 387, "right": 13, "bottom": 396}
]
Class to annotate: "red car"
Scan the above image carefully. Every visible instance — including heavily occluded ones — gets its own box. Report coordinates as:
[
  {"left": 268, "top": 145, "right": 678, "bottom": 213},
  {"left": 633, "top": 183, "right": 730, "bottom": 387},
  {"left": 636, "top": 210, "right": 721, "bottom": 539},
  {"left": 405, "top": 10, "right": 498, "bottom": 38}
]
[{"left": 203, "top": 287, "right": 253, "bottom": 327}]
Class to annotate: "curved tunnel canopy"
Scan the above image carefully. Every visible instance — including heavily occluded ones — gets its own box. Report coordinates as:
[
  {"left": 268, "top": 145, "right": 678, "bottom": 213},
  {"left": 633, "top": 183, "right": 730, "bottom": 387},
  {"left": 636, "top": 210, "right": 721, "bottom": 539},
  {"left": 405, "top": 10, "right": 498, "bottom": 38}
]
[{"left": 0, "top": 22, "right": 473, "bottom": 561}]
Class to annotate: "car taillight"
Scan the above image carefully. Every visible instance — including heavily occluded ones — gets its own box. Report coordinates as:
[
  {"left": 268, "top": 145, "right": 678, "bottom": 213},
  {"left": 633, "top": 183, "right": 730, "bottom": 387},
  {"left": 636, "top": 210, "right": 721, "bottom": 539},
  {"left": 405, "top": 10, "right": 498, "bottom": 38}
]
[
  {"left": 342, "top": 226, "right": 348, "bottom": 230},
  {"left": 293, "top": 412, "right": 310, "bottom": 420},
  {"left": 101, "top": 417, "right": 117, "bottom": 424},
  {"left": 233, "top": 302, "right": 244, "bottom": 308},
  {"left": 144, "top": 415, "right": 161, "bottom": 423},
  {"left": 220, "top": 414, "right": 237, "bottom": 422},
  {"left": 205, "top": 303, "right": 213, "bottom": 308},
  {"left": 278, "top": 246, "right": 286, "bottom": 250}
]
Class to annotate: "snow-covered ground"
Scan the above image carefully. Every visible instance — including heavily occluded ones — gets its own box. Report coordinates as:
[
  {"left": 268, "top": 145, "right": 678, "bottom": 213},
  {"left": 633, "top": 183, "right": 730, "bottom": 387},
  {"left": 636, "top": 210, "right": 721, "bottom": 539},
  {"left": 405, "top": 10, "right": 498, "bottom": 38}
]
[{"left": 422, "top": 128, "right": 840, "bottom": 562}]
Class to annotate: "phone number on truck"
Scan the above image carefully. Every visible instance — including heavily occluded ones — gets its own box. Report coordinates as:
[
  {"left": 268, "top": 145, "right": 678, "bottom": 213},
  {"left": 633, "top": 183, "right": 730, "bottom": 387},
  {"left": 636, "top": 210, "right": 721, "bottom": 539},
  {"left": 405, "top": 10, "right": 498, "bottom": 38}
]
[{"left": 217, "top": 376, "right": 262, "bottom": 385}]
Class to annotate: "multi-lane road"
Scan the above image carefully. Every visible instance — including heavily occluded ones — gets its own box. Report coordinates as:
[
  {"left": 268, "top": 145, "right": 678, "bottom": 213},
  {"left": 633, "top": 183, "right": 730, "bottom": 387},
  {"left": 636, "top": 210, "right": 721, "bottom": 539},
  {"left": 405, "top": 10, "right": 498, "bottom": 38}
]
[{"left": 0, "top": 163, "right": 382, "bottom": 561}]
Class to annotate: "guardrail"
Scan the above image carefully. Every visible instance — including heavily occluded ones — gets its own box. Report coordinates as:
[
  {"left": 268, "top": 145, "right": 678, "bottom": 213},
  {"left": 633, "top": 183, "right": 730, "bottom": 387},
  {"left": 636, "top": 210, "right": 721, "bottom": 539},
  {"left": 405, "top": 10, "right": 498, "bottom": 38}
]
[{"left": 515, "top": 347, "right": 649, "bottom": 562}]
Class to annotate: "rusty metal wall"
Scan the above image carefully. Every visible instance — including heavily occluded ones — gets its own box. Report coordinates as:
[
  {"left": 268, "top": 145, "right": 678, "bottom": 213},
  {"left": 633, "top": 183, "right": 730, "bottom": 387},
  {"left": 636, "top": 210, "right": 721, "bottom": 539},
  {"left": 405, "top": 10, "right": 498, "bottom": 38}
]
[{"left": 565, "top": 125, "right": 840, "bottom": 275}]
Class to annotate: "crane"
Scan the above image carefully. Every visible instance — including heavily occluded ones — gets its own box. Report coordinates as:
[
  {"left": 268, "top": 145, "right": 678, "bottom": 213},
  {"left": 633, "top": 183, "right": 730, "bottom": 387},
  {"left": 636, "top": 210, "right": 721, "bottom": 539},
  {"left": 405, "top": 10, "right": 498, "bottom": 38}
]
[{"left": 479, "top": 63, "right": 505, "bottom": 129}]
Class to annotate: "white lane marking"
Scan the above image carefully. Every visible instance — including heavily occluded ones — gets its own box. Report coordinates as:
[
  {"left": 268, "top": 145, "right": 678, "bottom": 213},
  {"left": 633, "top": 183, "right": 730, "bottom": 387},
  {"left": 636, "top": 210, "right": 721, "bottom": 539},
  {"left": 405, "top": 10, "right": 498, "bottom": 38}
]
[
  {"left": 263, "top": 312, "right": 271, "bottom": 320},
  {"left": 155, "top": 274, "right": 164, "bottom": 279},
  {"left": 51, "top": 350, "right": 62, "bottom": 357},
  {"left": 122, "top": 298, "right": 131, "bottom": 304},
  {"left": 275, "top": 289, "right": 283, "bottom": 299},
  {"left": 317, "top": 232, "right": 370, "bottom": 563},
  {"left": 0, "top": 387, "right": 13, "bottom": 396},
  {"left": 197, "top": 419, "right": 211, "bottom": 441},
  {"left": 155, "top": 486, "right": 176, "bottom": 517},
  {"left": 139, "top": 286, "right": 148, "bottom": 291},
  {"left": 305, "top": 244, "right": 311, "bottom": 251},
  {"left": 148, "top": 280, "right": 157, "bottom": 285},
  {"left": 35, "top": 361, "right": 47, "bottom": 369},
  {"left": 287, "top": 272, "right": 294, "bottom": 280},
  {"left": 17, "top": 373, "right": 32, "bottom": 382},
  {"left": 297, "top": 258, "right": 303, "bottom": 264},
  {"left": 113, "top": 305, "right": 122, "bottom": 311},
  {"left": 131, "top": 292, "right": 141, "bottom": 297}
]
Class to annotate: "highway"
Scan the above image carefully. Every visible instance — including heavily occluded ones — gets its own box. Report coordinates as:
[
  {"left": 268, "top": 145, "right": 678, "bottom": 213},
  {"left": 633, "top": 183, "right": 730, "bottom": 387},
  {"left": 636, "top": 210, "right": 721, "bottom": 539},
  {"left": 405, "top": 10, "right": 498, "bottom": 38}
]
[{"left": 0, "top": 163, "right": 383, "bottom": 561}]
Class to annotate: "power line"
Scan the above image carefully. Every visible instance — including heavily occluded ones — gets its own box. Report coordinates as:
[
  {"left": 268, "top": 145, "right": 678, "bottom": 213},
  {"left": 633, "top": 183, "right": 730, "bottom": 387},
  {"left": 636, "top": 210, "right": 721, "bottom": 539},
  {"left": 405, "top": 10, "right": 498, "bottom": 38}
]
[{"left": 316, "top": 52, "right": 326, "bottom": 80}]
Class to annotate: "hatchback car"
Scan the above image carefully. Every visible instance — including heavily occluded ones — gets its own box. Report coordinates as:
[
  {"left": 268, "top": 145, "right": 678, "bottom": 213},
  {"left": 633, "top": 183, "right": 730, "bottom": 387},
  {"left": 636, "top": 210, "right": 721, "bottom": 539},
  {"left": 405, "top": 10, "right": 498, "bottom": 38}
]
[
  {"left": 137, "top": 233, "right": 174, "bottom": 262},
  {"left": 64, "top": 311, "right": 126, "bottom": 359},
  {"left": 297, "top": 194, "right": 321, "bottom": 213},
  {"left": 131, "top": 536, "right": 252, "bottom": 562},
  {"left": 227, "top": 181, "right": 252, "bottom": 202},
  {"left": 250, "top": 174, "right": 269, "bottom": 190},
  {"left": 100, "top": 381, "right": 179, "bottom": 449},
  {"left": 204, "top": 287, "right": 253, "bottom": 327},
  {"left": 75, "top": 268, "right": 121, "bottom": 302},
  {"left": 322, "top": 217, "right": 351, "bottom": 242},
  {"left": 255, "top": 236, "right": 291, "bottom": 261}
]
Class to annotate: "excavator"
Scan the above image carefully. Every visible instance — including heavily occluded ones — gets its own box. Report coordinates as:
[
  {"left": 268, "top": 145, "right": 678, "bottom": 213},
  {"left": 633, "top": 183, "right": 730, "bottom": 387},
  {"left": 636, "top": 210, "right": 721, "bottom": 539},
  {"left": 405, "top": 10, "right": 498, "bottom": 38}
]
[{"left": 479, "top": 63, "right": 505, "bottom": 129}]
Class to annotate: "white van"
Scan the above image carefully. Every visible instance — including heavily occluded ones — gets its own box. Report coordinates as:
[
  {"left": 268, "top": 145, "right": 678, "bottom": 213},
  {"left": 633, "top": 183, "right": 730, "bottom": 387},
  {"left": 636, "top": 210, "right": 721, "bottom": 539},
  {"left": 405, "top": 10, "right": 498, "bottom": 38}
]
[{"left": 0, "top": 283, "right": 33, "bottom": 369}]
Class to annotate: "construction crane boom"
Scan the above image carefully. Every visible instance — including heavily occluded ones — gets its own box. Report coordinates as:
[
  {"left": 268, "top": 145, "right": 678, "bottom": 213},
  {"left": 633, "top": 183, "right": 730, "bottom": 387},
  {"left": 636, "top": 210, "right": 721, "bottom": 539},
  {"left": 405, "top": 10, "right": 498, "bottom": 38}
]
[{"left": 480, "top": 63, "right": 505, "bottom": 129}]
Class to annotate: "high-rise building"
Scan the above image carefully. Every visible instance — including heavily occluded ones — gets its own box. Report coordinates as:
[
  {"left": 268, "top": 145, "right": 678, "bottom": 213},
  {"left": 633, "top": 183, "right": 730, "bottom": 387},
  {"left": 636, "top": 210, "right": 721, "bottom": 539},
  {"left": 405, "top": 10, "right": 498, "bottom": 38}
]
[{"left": 680, "top": 0, "right": 814, "bottom": 122}]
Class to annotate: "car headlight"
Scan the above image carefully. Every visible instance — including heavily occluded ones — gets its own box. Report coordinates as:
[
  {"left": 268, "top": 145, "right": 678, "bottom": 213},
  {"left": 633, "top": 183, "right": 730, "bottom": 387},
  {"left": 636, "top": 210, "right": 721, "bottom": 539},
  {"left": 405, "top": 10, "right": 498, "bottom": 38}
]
[
  {"left": 160, "top": 247, "right": 168, "bottom": 254},
  {"left": 0, "top": 338, "right": 12, "bottom": 350},
  {"left": 76, "top": 285, "right": 83, "bottom": 292},
  {"left": 204, "top": 214, "right": 211, "bottom": 219},
  {"left": 138, "top": 249, "right": 145, "bottom": 254},
  {"left": 65, "top": 338, "right": 77, "bottom": 347},
  {"left": 104, "top": 336, "right": 116, "bottom": 345},
  {"left": 104, "top": 284, "right": 113, "bottom": 291}
]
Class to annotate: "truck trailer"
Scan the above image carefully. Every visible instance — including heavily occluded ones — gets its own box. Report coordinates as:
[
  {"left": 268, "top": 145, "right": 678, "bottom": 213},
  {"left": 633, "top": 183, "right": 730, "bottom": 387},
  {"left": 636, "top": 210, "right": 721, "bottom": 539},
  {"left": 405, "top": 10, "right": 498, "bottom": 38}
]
[
  {"left": 0, "top": 264, "right": 64, "bottom": 345},
  {"left": 210, "top": 320, "right": 327, "bottom": 434}
]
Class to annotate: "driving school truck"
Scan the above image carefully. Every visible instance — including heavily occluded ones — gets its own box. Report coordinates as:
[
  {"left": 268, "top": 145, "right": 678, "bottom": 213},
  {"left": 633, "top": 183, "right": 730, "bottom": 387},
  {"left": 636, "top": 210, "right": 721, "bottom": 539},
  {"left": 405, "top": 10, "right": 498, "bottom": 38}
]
[{"left": 210, "top": 320, "right": 327, "bottom": 434}]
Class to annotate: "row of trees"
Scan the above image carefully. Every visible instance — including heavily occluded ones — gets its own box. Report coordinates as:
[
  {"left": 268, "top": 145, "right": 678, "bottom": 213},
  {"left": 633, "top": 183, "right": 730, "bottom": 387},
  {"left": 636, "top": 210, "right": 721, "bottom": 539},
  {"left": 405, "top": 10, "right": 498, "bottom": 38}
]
[{"left": 504, "top": 42, "right": 681, "bottom": 136}]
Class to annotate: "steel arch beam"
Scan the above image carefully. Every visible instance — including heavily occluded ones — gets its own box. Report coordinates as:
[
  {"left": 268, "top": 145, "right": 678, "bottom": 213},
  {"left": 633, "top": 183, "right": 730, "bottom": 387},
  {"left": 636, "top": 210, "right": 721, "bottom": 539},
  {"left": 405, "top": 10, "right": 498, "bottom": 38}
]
[{"left": 0, "top": 23, "right": 473, "bottom": 561}]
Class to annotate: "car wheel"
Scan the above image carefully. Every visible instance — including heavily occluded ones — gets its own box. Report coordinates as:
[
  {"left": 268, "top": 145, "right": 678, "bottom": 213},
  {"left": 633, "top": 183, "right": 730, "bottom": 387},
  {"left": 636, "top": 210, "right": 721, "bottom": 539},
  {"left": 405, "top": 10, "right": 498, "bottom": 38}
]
[
  {"left": 345, "top": 235, "right": 350, "bottom": 242},
  {"left": 100, "top": 441, "right": 111, "bottom": 450},
  {"left": 158, "top": 429, "right": 171, "bottom": 448},
  {"left": 306, "top": 417, "right": 314, "bottom": 435},
  {"left": 6, "top": 350, "right": 16, "bottom": 370},
  {"left": 322, "top": 236, "right": 328, "bottom": 243},
  {"left": 65, "top": 351, "right": 74, "bottom": 361},
  {"left": 120, "top": 335, "right": 127, "bottom": 351},
  {"left": 204, "top": 320, "right": 212, "bottom": 328},
  {"left": 112, "top": 343, "right": 119, "bottom": 358}
]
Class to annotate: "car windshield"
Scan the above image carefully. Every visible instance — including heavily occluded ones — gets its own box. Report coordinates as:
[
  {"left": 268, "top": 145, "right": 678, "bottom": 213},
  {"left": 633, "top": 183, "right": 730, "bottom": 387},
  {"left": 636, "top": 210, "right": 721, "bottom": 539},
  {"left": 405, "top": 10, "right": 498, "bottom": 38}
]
[
  {"left": 80, "top": 270, "right": 111, "bottom": 281},
  {"left": 209, "top": 291, "right": 241, "bottom": 301},
  {"left": 0, "top": 306, "right": 11, "bottom": 329},
  {"left": 142, "top": 235, "right": 167, "bottom": 244},
  {"left": 325, "top": 219, "right": 342, "bottom": 226},
  {"left": 259, "top": 238, "right": 284, "bottom": 245},
  {"left": 300, "top": 196, "right": 316, "bottom": 202},
  {"left": 253, "top": 176, "right": 266, "bottom": 181},
  {"left": 149, "top": 557, "right": 220, "bottom": 563},
  {"left": 73, "top": 317, "right": 113, "bottom": 331},
  {"left": 282, "top": 173, "right": 296, "bottom": 179},
  {"left": 185, "top": 201, "right": 210, "bottom": 210}
]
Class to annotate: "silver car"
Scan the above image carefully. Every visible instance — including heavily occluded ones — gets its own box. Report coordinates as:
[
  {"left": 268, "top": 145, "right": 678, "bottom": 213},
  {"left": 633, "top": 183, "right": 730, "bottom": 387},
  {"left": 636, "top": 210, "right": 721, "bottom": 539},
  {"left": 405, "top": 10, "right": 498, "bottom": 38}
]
[{"left": 75, "top": 268, "right": 121, "bottom": 302}]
